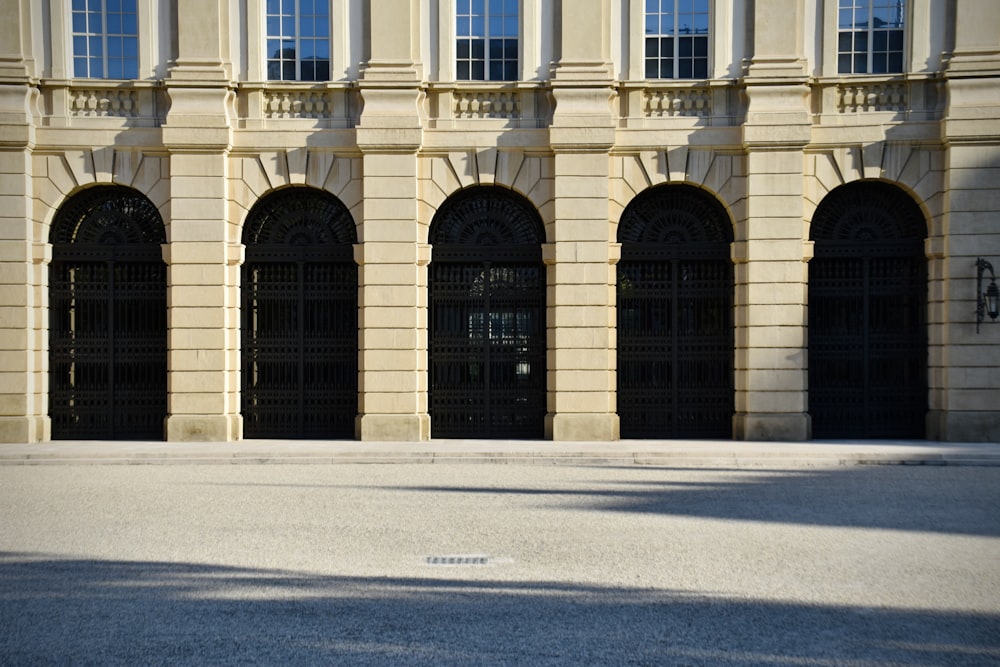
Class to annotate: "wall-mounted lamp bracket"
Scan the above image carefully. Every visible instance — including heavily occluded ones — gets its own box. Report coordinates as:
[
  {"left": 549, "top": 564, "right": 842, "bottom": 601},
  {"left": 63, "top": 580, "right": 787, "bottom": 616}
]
[{"left": 976, "top": 257, "right": 1000, "bottom": 334}]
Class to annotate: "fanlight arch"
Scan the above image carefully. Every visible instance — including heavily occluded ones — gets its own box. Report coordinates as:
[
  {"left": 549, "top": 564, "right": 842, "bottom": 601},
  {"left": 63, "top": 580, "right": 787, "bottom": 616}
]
[
  {"left": 428, "top": 186, "right": 546, "bottom": 439},
  {"left": 808, "top": 180, "right": 927, "bottom": 438},
  {"left": 616, "top": 184, "right": 734, "bottom": 439},
  {"left": 241, "top": 187, "right": 358, "bottom": 439},
  {"left": 48, "top": 185, "right": 167, "bottom": 440}
]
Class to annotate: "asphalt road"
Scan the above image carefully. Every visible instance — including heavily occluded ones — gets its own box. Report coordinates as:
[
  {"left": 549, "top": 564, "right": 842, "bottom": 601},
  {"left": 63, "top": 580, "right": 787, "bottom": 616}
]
[{"left": 1, "top": 464, "right": 998, "bottom": 665}]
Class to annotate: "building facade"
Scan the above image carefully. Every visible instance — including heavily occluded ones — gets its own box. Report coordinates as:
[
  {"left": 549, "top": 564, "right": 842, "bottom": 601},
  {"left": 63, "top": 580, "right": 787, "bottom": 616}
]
[{"left": 1, "top": 0, "right": 998, "bottom": 444}]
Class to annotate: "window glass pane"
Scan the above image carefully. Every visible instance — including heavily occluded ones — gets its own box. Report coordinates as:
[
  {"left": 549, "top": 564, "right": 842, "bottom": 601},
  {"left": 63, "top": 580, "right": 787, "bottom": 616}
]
[
  {"left": 457, "top": 61, "right": 470, "bottom": 79},
  {"left": 315, "top": 17, "right": 329, "bottom": 37},
  {"left": 678, "top": 59, "right": 692, "bottom": 78},
  {"left": 838, "top": 53, "right": 851, "bottom": 73},
  {"left": 503, "top": 61, "right": 517, "bottom": 80},
  {"left": 107, "top": 13, "right": 121, "bottom": 33},
  {"left": 888, "top": 30, "right": 903, "bottom": 51},
  {"left": 693, "top": 59, "right": 707, "bottom": 79},
  {"left": 267, "top": 16, "right": 280, "bottom": 36},
  {"left": 693, "top": 36, "right": 707, "bottom": 57},
  {"left": 471, "top": 16, "right": 485, "bottom": 37},
  {"left": 887, "top": 52, "right": 902, "bottom": 72},
  {"left": 873, "top": 30, "right": 887, "bottom": 51},
  {"left": 108, "top": 36, "right": 122, "bottom": 56},
  {"left": 505, "top": 39, "right": 517, "bottom": 59},
  {"left": 123, "top": 37, "right": 136, "bottom": 57},
  {"left": 854, "top": 53, "right": 866, "bottom": 73},
  {"left": 489, "top": 39, "right": 503, "bottom": 60},
  {"left": 471, "top": 40, "right": 484, "bottom": 59},
  {"left": 645, "top": 37, "right": 658, "bottom": 58},
  {"left": 89, "top": 36, "right": 103, "bottom": 56},
  {"left": 88, "top": 11, "right": 101, "bottom": 31},
  {"left": 73, "top": 0, "right": 86, "bottom": 10},
  {"left": 472, "top": 61, "right": 484, "bottom": 79},
  {"left": 108, "top": 0, "right": 120, "bottom": 11},
  {"left": 504, "top": 16, "right": 517, "bottom": 37},
  {"left": 282, "top": 61, "right": 294, "bottom": 80},
  {"left": 123, "top": 12, "right": 136, "bottom": 33},
  {"left": 457, "top": 39, "right": 470, "bottom": 59},
  {"left": 838, "top": 32, "right": 852, "bottom": 52},
  {"left": 301, "top": 16, "right": 314, "bottom": 37},
  {"left": 854, "top": 31, "right": 867, "bottom": 52},
  {"left": 457, "top": 16, "right": 470, "bottom": 36},
  {"left": 74, "top": 57, "right": 88, "bottom": 77},
  {"left": 645, "top": 14, "right": 659, "bottom": 34},
  {"left": 315, "top": 60, "right": 329, "bottom": 80},
  {"left": 645, "top": 60, "right": 658, "bottom": 78},
  {"left": 839, "top": 9, "right": 854, "bottom": 28},
  {"left": 678, "top": 37, "right": 692, "bottom": 58},
  {"left": 660, "top": 59, "right": 673, "bottom": 78},
  {"left": 457, "top": 0, "right": 470, "bottom": 12},
  {"left": 72, "top": 13, "right": 87, "bottom": 32},
  {"left": 89, "top": 57, "right": 103, "bottom": 78},
  {"left": 107, "top": 59, "right": 122, "bottom": 79},
  {"left": 489, "top": 61, "right": 503, "bottom": 80},
  {"left": 282, "top": 16, "right": 295, "bottom": 36},
  {"left": 73, "top": 36, "right": 88, "bottom": 56},
  {"left": 301, "top": 61, "right": 315, "bottom": 80}
]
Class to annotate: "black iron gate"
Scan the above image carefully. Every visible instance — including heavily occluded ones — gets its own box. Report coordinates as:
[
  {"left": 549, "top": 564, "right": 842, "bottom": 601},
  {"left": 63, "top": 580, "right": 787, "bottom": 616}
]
[
  {"left": 617, "top": 185, "right": 734, "bottom": 438},
  {"left": 49, "top": 186, "right": 167, "bottom": 440},
  {"left": 809, "top": 181, "right": 927, "bottom": 438},
  {"left": 241, "top": 188, "right": 358, "bottom": 438},
  {"left": 429, "top": 187, "right": 546, "bottom": 438}
]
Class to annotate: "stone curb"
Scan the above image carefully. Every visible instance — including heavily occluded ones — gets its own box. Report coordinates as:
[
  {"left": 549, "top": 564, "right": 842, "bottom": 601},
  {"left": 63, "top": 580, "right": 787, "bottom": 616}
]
[{"left": 1, "top": 444, "right": 999, "bottom": 467}]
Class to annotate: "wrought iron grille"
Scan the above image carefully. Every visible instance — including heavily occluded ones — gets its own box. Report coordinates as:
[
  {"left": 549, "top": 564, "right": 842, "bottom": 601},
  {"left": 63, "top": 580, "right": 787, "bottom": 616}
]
[
  {"left": 809, "top": 182, "right": 927, "bottom": 438},
  {"left": 241, "top": 188, "right": 358, "bottom": 439},
  {"left": 617, "top": 184, "right": 734, "bottom": 439},
  {"left": 49, "top": 187, "right": 167, "bottom": 440},
  {"left": 429, "top": 187, "right": 546, "bottom": 439}
]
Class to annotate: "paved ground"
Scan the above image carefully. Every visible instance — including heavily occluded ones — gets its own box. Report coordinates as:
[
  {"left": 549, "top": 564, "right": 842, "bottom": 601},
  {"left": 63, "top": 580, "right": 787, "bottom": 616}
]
[
  {"left": 2, "top": 438, "right": 1000, "bottom": 466},
  {"left": 1, "top": 462, "right": 998, "bottom": 665}
]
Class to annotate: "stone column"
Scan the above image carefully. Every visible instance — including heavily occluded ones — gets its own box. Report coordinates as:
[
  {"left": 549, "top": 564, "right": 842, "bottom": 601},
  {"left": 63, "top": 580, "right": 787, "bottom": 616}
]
[
  {"left": 929, "top": 0, "right": 1000, "bottom": 441},
  {"left": 355, "top": 0, "right": 429, "bottom": 440},
  {"left": 735, "top": 0, "right": 811, "bottom": 440},
  {"left": 0, "top": 0, "right": 45, "bottom": 442},
  {"left": 546, "top": 0, "right": 619, "bottom": 440},
  {"left": 162, "top": 0, "right": 240, "bottom": 441}
]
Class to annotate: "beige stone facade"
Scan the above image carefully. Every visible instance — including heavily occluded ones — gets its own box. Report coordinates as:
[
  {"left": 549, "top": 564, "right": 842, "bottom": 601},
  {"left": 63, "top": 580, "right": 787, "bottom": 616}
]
[{"left": 1, "top": 0, "right": 998, "bottom": 443}]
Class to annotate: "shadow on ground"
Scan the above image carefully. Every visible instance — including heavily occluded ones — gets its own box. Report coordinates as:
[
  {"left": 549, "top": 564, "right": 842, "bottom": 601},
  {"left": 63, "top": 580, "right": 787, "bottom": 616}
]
[
  {"left": 2, "top": 553, "right": 998, "bottom": 666},
  {"left": 383, "top": 466, "right": 1000, "bottom": 537}
]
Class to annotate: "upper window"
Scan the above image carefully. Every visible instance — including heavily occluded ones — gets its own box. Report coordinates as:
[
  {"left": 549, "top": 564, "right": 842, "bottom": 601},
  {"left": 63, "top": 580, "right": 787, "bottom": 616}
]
[
  {"left": 644, "top": 0, "right": 709, "bottom": 79},
  {"left": 838, "top": 0, "right": 904, "bottom": 74},
  {"left": 456, "top": 0, "right": 519, "bottom": 81},
  {"left": 71, "top": 0, "right": 138, "bottom": 79},
  {"left": 266, "top": 0, "right": 330, "bottom": 81}
]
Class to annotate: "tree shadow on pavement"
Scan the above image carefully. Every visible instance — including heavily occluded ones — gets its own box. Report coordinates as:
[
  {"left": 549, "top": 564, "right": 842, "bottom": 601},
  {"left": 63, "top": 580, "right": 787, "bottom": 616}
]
[
  {"left": 1, "top": 552, "right": 998, "bottom": 666},
  {"left": 393, "top": 466, "right": 1000, "bottom": 537}
]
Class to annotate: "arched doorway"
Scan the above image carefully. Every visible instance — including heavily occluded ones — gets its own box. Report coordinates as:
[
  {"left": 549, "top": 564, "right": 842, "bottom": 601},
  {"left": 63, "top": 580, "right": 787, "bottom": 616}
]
[
  {"left": 429, "top": 187, "right": 546, "bottom": 438},
  {"left": 809, "top": 181, "right": 927, "bottom": 438},
  {"left": 617, "top": 184, "right": 734, "bottom": 438},
  {"left": 241, "top": 188, "right": 358, "bottom": 438},
  {"left": 49, "top": 185, "right": 167, "bottom": 439}
]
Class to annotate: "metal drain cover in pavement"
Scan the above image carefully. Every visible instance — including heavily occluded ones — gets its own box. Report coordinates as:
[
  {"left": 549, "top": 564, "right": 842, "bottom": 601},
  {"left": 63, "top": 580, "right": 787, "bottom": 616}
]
[{"left": 425, "top": 555, "right": 491, "bottom": 566}]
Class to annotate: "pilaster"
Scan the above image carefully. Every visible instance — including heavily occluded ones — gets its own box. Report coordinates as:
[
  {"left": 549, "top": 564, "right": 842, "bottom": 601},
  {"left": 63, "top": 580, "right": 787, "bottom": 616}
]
[
  {"left": 734, "top": 0, "right": 811, "bottom": 441},
  {"left": 544, "top": 0, "right": 618, "bottom": 440},
  {"left": 163, "top": 156, "right": 242, "bottom": 442},
  {"left": 354, "top": 0, "right": 429, "bottom": 441},
  {"left": 930, "top": 0, "right": 1000, "bottom": 441}
]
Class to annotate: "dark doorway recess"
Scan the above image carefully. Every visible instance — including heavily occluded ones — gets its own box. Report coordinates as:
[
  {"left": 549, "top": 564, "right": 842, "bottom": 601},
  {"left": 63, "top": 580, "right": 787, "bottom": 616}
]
[
  {"left": 241, "top": 188, "right": 358, "bottom": 439},
  {"left": 49, "top": 186, "right": 167, "bottom": 440},
  {"left": 429, "top": 187, "right": 546, "bottom": 439},
  {"left": 809, "top": 181, "right": 927, "bottom": 438},
  {"left": 617, "top": 184, "right": 734, "bottom": 439}
]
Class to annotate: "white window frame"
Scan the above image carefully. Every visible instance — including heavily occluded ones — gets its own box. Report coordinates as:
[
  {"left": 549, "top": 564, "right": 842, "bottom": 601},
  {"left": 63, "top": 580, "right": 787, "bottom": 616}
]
[
  {"left": 822, "top": 0, "right": 928, "bottom": 77},
  {"left": 435, "top": 0, "right": 545, "bottom": 82},
  {"left": 641, "top": 0, "right": 711, "bottom": 80},
  {"left": 53, "top": 0, "right": 158, "bottom": 80},
  {"left": 834, "top": 0, "right": 906, "bottom": 75},
  {"left": 246, "top": 0, "right": 353, "bottom": 83},
  {"left": 626, "top": 0, "right": 734, "bottom": 81}
]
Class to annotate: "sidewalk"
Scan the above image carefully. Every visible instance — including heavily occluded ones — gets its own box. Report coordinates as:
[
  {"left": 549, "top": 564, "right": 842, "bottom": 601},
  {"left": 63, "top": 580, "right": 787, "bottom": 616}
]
[{"left": 1, "top": 438, "right": 999, "bottom": 466}]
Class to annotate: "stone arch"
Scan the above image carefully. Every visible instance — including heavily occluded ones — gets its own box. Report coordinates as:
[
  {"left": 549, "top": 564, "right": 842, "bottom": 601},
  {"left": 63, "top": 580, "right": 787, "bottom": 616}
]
[
  {"left": 616, "top": 183, "right": 735, "bottom": 439},
  {"left": 808, "top": 180, "right": 928, "bottom": 438}
]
